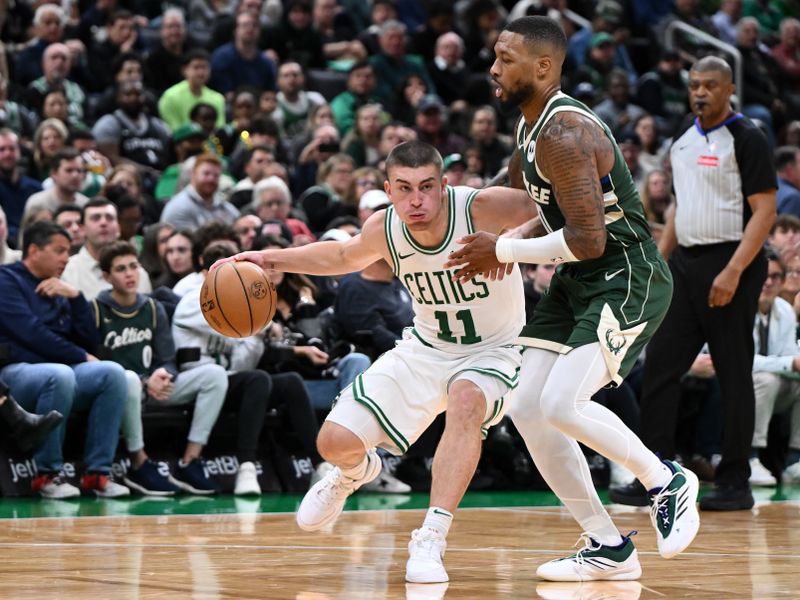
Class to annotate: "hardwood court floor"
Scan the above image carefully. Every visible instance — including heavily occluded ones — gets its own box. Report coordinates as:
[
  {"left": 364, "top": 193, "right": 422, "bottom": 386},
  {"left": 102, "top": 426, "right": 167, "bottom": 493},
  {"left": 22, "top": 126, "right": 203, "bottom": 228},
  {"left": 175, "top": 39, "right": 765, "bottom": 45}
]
[{"left": 0, "top": 490, "right": 798, "bottom": 599}]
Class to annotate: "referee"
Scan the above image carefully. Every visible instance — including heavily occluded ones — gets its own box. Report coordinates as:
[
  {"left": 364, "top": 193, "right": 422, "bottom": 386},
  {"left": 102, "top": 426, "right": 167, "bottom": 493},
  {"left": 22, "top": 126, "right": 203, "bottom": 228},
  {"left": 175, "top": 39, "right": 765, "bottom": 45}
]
[{"left": 611, "top": 57, "right": 777, "bottom": 511}]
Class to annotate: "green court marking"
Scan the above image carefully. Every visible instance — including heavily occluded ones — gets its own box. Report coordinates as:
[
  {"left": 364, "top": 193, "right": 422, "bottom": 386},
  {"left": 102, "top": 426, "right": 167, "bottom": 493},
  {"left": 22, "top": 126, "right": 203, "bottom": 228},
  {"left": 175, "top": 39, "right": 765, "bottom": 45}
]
[{"left": 0, "top": 486, "right": 797, "bottom": 520}]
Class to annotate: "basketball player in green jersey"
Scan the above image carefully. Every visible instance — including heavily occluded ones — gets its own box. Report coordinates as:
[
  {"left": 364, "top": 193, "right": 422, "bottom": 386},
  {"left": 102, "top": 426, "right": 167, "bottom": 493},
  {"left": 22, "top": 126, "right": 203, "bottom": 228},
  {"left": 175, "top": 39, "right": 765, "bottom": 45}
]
[{"left": 445, "top": 16, "right": 700, "bottom": 581}]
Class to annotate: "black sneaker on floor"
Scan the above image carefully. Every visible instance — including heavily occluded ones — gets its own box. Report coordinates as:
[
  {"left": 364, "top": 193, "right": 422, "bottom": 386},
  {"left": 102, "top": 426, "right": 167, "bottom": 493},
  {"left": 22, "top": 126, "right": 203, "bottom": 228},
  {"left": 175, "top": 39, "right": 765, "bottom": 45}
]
[
  {"left": 168, "top": 458, "right": 218, "bottom": 495},
  {"left": 124, "top": 460, "right": 181, "bottom": 496},
  {"left": 609, "top": 480, "right": 649, "bottom": 506},
  {"left": 699, "top": 484, "right": 754, "bottom": 511}
]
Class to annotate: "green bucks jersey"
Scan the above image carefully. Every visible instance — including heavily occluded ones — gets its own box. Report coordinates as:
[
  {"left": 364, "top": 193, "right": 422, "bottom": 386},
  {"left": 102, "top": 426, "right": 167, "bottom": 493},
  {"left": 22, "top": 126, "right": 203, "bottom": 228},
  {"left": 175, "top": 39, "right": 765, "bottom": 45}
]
[
  {"left": 384, "top": 185, "right": 525, "bottom": 354},
  {"left": 93, "top": 298, "right": 157, "bottom": 374},
  {"left": 516, "top": 92, "right": 653, "bottom": 265}
]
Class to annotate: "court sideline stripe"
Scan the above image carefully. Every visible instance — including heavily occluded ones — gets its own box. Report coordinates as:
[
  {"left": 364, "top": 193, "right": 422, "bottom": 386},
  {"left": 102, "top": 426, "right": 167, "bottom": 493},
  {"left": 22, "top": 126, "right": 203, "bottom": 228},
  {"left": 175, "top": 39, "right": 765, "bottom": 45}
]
[{"left": 0, "top": 541, "right": 795, "bottom": 560}]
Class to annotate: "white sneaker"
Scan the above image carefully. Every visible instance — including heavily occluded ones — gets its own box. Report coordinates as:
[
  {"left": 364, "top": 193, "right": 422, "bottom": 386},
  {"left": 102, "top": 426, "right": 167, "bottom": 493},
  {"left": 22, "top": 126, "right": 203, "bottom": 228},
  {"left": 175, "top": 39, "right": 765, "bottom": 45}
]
[
  {"left": 80, "top": 473, "right": 131, "bottom": 498},
  {"left": 649, "top": 460, "right": 700, "bottom": 559},
  {"left": 406, "top": 528, "right": 448, "bottom": 583},
  {"left": 309, "top": 461, "right": 335, "bottom": 488},
  {"left": 536, "top": 533, "right": 641, "bottom": 582},
  {"left": 101, "top": 480, "right": 131, "bottom": 498},
  {"left": 782, "top": 460, "right": 800, "bottom": 483},
  {"left": 296, "top": 450, "right": 381, "bottom": 532},
  {"left": 33, "top": 474, "right": 80, "bottom": 499},
  {"left": 361, "top": 468, "right": 412, "bottom": 493},
  {"left": 749, "top": 457, "right": 776, "bottom": 486},
  {"left": 234, "top": 462, "right": 261, "bottom": 495}
]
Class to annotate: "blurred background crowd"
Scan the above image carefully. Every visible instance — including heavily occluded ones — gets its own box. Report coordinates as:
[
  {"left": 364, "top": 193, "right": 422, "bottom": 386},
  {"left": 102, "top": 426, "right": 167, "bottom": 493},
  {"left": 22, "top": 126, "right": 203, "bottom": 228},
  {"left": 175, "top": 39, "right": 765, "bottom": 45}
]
[{"left": 2, "top": 0, "right": 800, "bottom": 502}]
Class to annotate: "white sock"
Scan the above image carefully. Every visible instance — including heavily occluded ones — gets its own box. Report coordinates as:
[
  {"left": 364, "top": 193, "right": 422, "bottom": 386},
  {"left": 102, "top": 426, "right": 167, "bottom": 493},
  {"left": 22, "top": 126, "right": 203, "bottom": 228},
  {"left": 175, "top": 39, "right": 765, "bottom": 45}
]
[
  {"left": 340, "top": 454, "right": 369, "bottom": 481},
  {"left": 421, "top": 506, "right": 453, "bottom": 538},
  {"left": 581, "top": 515, "right": 623, "bottom": 547},
  {"left": 639, "top": 460, "right": 672, "bottom": 492}
]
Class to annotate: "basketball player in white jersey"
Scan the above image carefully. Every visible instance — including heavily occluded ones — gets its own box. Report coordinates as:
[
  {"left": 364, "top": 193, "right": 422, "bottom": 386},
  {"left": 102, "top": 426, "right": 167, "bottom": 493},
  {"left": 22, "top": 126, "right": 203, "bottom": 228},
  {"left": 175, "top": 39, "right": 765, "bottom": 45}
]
[{"left": 213, "top": 140, "right": 535, "bottom": 584}]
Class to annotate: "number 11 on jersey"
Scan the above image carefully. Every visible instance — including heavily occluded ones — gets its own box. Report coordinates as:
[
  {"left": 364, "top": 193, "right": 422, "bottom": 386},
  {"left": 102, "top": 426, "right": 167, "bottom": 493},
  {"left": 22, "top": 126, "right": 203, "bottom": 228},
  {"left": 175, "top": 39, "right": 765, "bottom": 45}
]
[{"left": 434, "top": 309, "right": 482, "bottom": 344}]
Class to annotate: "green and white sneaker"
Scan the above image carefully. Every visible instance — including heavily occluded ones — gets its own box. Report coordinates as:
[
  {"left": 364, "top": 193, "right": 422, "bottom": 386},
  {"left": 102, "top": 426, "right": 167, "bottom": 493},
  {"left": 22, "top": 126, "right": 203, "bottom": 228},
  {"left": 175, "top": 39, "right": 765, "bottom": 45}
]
[
  {"left": 536, "top": 533, "right": 641, "bottom": 582},
  {"left": 649, "top": 460, "right": 700, "bottom": 559}
]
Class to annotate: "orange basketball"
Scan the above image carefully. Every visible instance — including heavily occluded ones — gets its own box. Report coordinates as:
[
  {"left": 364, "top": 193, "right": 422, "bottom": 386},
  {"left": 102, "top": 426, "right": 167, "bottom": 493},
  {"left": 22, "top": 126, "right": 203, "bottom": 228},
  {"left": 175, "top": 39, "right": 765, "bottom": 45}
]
[{"left": 200, "top": 261, "right": 277, "bottom": 338}]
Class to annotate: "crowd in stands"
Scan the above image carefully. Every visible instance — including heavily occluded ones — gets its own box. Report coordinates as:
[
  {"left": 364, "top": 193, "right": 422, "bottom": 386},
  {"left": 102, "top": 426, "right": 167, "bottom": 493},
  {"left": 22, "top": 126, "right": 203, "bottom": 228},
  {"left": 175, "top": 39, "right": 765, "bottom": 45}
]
[{"left": 3, "top": 0, "right": 800, "bottom": 501}]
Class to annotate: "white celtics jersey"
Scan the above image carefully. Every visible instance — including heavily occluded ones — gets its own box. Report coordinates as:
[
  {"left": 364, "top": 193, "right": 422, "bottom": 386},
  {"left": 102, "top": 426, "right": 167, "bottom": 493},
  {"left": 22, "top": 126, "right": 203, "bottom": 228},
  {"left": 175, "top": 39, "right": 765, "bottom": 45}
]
[{"left": 384, "top": 185, "right": 525, "bottom": 354}]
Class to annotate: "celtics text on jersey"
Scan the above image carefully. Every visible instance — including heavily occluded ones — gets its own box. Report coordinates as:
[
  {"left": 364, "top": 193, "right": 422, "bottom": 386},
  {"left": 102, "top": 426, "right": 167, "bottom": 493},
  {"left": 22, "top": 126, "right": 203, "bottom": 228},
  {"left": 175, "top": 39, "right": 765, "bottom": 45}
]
[{"left": 384, "top": 184, "right": 526, "bottom": 353}]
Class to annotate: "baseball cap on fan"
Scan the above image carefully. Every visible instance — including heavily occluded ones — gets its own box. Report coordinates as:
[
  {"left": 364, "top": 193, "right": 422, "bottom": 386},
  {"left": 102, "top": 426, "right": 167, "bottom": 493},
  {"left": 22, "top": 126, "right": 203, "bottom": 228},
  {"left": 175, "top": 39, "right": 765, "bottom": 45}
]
[
  {"left": 173, "top": 122, "right": 207, "bottom": 143},
  {"left": 443, "top": 154, "right": 466, "bottom": 171},
  {"left": 417, "top": 94, "right": 445, "bottom": 114},
  {"left": 596, "top": 0, "right": 624, "bottom": 25},
  {"left": 319, "top": 228, "right": 353, "bottom": 242},
  {"left": 590, "top": 32, "right": 615, "bottom": 48},
  {"left": 359, "top": 189, "right": 391, "bottom": 211}
]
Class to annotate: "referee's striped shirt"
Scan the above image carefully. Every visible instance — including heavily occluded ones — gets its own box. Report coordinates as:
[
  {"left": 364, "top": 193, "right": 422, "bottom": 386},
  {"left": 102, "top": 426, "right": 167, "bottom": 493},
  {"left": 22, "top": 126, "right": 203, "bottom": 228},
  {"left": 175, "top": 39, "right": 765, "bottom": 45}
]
[{"left": 670, "top": 113, "right": 776, "bottom": 247}]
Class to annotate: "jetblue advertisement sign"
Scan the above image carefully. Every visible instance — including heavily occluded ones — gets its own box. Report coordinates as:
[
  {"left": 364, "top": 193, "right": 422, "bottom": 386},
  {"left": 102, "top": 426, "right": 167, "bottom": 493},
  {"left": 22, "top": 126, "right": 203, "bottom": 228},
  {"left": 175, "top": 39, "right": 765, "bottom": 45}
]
[{"left": 0, "top": 449, "right": 298, "bottom": 497}]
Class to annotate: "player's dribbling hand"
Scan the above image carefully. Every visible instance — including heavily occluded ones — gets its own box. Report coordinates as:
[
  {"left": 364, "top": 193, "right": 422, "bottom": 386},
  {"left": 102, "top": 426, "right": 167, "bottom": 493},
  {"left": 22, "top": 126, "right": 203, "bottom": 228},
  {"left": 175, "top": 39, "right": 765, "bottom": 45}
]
[
  {"left": 444, "top": 232, "right": 510, "bottom": 282},
  {"left": 209, "top": 251, "right": 268, "bottom": 273}
]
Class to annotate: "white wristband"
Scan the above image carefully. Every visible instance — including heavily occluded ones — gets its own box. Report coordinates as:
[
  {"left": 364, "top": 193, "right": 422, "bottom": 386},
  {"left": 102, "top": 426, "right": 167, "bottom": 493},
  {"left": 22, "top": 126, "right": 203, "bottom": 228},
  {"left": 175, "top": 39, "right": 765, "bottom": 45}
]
[{"left": 495, "top": 229, "right": 579, "bottom": 265}]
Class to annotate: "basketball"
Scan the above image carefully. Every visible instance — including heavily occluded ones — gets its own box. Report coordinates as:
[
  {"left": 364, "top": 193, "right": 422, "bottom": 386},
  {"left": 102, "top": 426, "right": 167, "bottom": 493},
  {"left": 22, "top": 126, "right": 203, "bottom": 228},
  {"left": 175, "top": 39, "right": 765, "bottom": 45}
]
[{"left": 200, "top": 261, "right": 277, "bottom": 338}]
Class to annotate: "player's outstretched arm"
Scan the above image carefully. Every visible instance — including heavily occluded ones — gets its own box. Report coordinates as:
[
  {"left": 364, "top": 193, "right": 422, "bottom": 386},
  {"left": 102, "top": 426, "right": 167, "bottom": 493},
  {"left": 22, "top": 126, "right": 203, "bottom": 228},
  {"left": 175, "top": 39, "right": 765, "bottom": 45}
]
[
  {"left": 472, "top": 185, "right": 538, "bottom": 234},
  {"left": 211, "top": 212, "right": 387, "bottom": 276}
]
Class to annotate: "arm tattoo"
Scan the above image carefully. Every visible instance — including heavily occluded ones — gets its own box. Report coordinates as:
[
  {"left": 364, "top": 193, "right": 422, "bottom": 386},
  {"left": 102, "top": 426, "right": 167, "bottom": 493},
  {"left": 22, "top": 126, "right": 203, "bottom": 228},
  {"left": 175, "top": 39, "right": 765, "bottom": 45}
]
[{"left": 536, "top": 112, "right": 608, "bottom": 259}]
